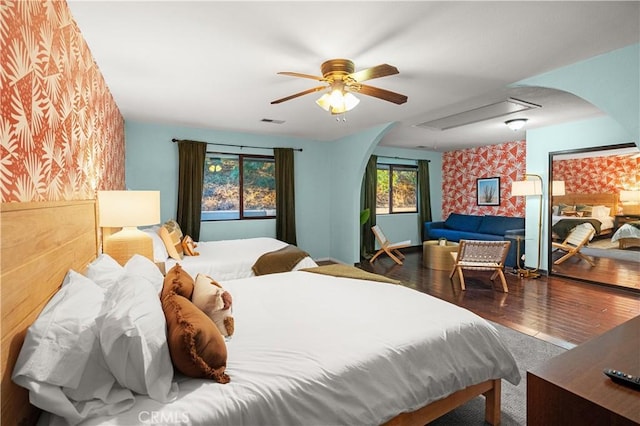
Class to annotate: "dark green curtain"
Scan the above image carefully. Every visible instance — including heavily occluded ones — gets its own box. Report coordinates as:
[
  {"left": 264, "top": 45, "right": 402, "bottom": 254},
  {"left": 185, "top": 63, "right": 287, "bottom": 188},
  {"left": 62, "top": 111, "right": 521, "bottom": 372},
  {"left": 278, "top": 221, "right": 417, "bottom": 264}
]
[
  {"left": 274, "top": 148, "right": 297, "bottom": 245},
  {"left": 361, "top": 155, "right": 377, "bottom": 258},
  {"left": 418, "top": 159, "right": 432, "bottom": 241},
  {"left": 176, "top": 140, "right": 207, "bottom": 240}
]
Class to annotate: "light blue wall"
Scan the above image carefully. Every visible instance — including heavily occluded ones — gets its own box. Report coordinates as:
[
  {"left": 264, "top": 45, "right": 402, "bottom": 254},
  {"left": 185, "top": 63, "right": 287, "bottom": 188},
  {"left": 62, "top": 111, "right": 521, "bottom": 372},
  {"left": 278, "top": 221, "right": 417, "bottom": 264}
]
[
  {"left": 516, "top": 43, "right": 639, "bottom": 271},
  {"left": 520, "top": 43, "right": 639, "bottom": 144},
  {"left": 125, "top": 119, "right": 442, "bottom": 263},
  {"left": 125, "top": 120, "right": 402, "bottom": 264},
  {"left": 326, "top": 123, "right": 395, "bottom": 263},
  {"left": 125, "top": 121, "right": 332, "bottom": 259}
]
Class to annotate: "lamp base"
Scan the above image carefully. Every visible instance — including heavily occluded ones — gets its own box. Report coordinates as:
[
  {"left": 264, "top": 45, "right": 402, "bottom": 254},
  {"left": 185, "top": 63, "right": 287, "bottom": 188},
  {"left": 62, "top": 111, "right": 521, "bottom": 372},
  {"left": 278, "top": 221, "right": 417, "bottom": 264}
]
[
  {"left": 103, "top": 227, "right": 153, "bottom": 266},
  {"left": 517, "top": 268, "right": 541, "bottom": 279}
]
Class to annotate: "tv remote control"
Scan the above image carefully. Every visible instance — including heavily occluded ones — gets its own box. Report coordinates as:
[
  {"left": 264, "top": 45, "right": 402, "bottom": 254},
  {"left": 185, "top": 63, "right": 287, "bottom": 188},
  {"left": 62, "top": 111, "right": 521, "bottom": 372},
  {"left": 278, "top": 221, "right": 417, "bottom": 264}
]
[{"left": 603, "top": 368, "right": 640, "bottom": 391}]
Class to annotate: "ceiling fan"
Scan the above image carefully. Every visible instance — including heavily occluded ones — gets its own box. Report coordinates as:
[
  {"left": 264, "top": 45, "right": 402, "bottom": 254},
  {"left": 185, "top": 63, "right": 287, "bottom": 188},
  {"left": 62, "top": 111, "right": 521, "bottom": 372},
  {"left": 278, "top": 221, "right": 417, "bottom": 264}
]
[{"left": 271, "top": 59, "right": 408, "bottom": 114}]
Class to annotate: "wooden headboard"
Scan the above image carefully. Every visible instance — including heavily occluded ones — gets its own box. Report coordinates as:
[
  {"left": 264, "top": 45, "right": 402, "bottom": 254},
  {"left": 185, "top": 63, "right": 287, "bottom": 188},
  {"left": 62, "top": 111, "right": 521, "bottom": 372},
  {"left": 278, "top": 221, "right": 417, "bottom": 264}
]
[
  {"left": 1, "top": 200, "right": 98, "bottom": 425},
  {"left": 551, "top": 192, "right": 618, "bottom": 215}
]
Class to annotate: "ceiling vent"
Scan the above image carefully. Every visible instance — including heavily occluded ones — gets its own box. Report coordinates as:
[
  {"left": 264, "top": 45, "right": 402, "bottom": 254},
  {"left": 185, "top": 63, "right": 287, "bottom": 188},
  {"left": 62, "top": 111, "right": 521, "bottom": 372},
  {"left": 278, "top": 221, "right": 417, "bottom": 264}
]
[{"left": 416, "top": 98, "right": 540, "bottom": 130}]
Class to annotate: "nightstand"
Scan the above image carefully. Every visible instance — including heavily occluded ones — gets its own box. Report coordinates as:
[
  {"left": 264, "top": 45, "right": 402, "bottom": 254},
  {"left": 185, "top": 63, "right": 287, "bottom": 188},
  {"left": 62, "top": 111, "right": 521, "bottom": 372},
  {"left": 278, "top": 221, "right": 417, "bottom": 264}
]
[{"left": 614, "top": 214, "right": 640, "bottom": 231}]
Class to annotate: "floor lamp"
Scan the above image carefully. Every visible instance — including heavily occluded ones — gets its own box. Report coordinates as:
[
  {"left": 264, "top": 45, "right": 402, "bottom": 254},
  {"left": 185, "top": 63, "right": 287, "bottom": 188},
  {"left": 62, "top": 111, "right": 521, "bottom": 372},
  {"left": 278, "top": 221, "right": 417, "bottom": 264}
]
[
  {"left": 97, "top": 190, "right": 161, "bottom": 265},
  {"left": 511, "top": 174, "right": 543, "bottom": 278}
]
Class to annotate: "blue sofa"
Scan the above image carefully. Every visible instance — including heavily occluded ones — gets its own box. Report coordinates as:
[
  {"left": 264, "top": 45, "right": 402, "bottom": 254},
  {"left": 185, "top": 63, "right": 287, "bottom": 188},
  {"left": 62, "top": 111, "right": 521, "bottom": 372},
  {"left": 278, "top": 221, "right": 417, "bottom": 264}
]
[{"left": 424, "top": 213, "right": 525, "bottom": 267}]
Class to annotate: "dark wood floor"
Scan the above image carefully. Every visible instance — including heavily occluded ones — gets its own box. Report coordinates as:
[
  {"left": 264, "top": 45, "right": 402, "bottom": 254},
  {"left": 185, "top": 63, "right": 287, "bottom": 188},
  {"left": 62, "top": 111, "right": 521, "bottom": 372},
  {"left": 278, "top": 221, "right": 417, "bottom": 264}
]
[
  {"left": 356, "top": 249, "right": 640, "bottom": 349},
  {"left": 550, "top": 248, "right": 640, "bottom": 290}
]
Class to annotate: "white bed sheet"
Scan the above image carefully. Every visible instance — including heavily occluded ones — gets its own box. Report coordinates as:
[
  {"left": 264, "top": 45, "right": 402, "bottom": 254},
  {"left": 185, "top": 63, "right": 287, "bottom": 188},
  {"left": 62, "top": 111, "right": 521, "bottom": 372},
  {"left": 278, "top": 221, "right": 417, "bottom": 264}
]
[
  {"left": 44, "top": 271, "right": 521, "bottom": 426},
  {"left": 165, "top": 237, "right": 317, "bottom": 281},
  {"left": 611, "top": 223, "right": 640, "bottom": 242},
  {"left": 551, "top": 215, "right": 614, "bottom": 232}
]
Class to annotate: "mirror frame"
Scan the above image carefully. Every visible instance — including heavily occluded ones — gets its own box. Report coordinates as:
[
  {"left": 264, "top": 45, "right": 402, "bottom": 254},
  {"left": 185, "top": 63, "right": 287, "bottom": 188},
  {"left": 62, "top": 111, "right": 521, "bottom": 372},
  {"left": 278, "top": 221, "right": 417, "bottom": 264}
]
[{"left": 547, "top": 141, "right": 638, "bottom": 286}]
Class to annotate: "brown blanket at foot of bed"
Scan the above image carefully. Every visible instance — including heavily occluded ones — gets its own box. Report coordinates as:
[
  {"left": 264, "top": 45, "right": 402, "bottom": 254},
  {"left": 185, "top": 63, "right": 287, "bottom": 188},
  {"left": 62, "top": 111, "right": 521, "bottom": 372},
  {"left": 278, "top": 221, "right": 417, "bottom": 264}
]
[
  {"left": 252, "top": 245, "right": 309, "bottom": 276},
  {"left": 300, "top": 264, "right": 400, "bottom": 284}
]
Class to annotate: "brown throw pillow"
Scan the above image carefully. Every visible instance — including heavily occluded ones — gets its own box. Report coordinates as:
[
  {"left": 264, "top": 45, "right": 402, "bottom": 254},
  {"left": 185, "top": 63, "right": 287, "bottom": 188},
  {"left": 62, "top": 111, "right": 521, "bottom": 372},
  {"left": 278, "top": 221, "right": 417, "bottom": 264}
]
[
  {"left": 161, "top": 264, "right": 195, "bottom": 300},
  {"left": 162, "top": 292, "right": 229, "bottom": 383},
  {"left": 182, "top": 235, "right": 199, "bottom": 256},
  {"left": 159, "top": 220, "right": 184, "bottom": 260}
]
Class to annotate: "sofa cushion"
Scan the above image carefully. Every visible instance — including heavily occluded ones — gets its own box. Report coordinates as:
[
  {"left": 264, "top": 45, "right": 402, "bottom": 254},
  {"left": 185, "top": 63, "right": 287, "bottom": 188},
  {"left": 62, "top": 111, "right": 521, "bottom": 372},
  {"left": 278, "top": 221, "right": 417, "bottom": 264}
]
[
  {"left": 427, "top": 228, "right": 503, "bottom": 242},
  {"left": 476, "top": 215, "right": 525, "bottom": 236},
  {"left": 444, "top": 213, "right": 483, "bottom": 233}
]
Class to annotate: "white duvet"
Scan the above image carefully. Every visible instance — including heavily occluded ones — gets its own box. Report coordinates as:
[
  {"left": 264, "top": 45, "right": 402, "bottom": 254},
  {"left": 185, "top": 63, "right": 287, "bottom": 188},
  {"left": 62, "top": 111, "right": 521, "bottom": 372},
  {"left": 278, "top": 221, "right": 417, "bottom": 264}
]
[
  {"left": 611, "top": 223, "right": 640, "bottom": 242},
  {"left": 165, "top": 237, "right": 317, "bottom": 281},
  {"left": 42, "top": 271, "right": 520, "bottom": 426}
]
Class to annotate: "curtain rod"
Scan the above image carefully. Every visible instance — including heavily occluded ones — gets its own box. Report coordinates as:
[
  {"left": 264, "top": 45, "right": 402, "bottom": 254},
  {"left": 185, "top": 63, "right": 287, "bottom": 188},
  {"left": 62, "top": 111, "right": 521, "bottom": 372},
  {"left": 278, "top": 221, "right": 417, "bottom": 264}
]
[
  {"left": 378, "top": 155, "right": 431, "bottom": 162},
  {"left": 171, "top": 138, "right": 303, "bottom": 152}
]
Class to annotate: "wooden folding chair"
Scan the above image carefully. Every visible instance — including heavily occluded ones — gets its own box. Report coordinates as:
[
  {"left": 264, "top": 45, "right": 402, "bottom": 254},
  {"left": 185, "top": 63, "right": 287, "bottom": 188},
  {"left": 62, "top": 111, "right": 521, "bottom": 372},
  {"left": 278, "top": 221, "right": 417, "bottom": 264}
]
[
  {"left": 552, "top": 224, "right": 595, "bottom": 266},
  {"left": 369, "top": 225, "right": 411, "bottom": 265},
  {"left": 449, "top": 240, "right": 511, "bottom": 292}
]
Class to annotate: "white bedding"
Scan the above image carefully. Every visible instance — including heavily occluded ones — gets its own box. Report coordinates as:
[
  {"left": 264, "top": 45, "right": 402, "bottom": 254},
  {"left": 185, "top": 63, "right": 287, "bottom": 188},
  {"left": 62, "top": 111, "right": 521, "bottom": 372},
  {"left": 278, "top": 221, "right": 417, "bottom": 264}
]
[
  {"left": 165, "top": 237, "right": 318, "bottom": 281},
  {"left": 611, "top": 223, "right": 640, "bottom": 242},
  {"left": 42, "top": 271, "right": 520, "bottom": 426}
]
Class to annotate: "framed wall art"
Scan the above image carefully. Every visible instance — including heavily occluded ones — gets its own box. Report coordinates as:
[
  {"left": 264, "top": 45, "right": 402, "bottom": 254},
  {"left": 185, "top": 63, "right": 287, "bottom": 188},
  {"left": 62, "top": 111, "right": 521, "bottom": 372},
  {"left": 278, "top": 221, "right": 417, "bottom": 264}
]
[{"left": 477, "top": 177, "right": 500, "bottom": 206}]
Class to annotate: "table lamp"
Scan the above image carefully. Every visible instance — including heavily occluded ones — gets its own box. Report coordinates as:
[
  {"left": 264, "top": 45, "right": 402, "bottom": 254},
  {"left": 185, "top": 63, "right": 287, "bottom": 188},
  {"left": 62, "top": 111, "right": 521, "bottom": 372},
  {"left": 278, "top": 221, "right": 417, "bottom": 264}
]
[
  {"left": 97, "top": 190, "right": 161, "bottom": 265},
  {"left": 619, "top": 190, "right": 640, "bottom": 214}
]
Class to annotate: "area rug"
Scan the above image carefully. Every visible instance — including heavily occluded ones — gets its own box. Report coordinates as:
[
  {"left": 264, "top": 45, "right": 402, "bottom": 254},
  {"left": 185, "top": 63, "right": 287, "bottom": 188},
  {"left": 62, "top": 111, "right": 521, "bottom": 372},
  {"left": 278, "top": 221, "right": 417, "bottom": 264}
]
[
  {"left": 587, "top": 238, "right": 619, "bottom": 249},
  {"left": 581, "top": 246, "right": 640, "bottom": 262},
  {"left": 430, "top": 321, "right": 567, "bottom": 425}
]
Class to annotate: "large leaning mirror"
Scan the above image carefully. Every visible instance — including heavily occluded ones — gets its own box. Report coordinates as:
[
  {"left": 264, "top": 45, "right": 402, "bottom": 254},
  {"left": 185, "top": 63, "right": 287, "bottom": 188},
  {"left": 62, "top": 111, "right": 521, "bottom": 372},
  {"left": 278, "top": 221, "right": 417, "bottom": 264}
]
[{"left": 548, "top": 142, "right": 640, "bottom": 291}]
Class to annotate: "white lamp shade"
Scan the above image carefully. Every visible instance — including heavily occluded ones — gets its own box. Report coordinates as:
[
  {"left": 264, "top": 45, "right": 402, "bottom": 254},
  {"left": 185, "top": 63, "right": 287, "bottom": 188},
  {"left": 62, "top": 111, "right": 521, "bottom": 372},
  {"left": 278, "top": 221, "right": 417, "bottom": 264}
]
[
  {"left": 620, "top": 190, "right": 640, "bottom": 203},
  {"left": 511, "top": 180, "right": 542, "bottom": 196},
  {"left": 552, "top": 180, "right": 566, "bottom": 196},
  {"left": 315, "top": 93, "right": 332, "bottom": 111},
  {"left": 98, "top": 190, "right": 161, "bottom": 227}
]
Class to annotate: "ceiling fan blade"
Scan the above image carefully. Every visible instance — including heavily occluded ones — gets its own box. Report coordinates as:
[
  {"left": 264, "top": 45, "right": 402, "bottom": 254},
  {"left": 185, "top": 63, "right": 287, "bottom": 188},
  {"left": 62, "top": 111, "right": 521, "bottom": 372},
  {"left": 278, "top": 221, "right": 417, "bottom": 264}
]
[
  {"left": 277, "top": 71, "right": 325, "bottom": 81},
  {"left": 271, "top": 85, "right": 327, "bottom": 104},
  {"left": 352, "top": 84, "right": 408, "bottom": 105},
  {"left": 348, "top": 64, "right": 399, "bottom": 83}
]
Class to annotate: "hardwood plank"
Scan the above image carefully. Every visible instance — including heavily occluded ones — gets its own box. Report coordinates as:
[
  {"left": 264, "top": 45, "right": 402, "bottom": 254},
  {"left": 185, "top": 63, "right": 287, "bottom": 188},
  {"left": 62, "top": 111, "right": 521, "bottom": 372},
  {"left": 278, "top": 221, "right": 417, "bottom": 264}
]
[
  {"left": 358, "top": 248, "right": 640, "bottom": 346},
  {"left": 551, "top": 251, "right": 640, "bottom": 290}
]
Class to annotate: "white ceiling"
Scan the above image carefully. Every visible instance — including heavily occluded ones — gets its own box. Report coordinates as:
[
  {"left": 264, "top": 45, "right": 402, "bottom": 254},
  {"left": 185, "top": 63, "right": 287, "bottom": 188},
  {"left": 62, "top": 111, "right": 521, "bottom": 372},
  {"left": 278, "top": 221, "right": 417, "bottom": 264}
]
[{"left": 67, "top": 1, "right": 640, "bottom": 152}]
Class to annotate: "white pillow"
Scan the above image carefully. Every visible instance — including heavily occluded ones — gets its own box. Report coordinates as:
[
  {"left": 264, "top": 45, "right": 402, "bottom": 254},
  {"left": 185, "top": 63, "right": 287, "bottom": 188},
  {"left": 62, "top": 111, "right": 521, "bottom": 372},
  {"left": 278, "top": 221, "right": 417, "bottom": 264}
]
[
  {"left": 142, "top": 226, "right": 169, "bottom": 262},
  {"left": 124, "top": 254, "right": 165, "bottom": 294},
  {"left": 591, "top": 205, "right": 611, "bottom": 218},
  {"left": 98, "top": 272, "right": 178, "bottom": 403},
  {"left": 86, "top": 253, "right": 124, "bottom": 289},
  {"left": 12, "top": 270, "right": 134, "bottom": 424}
]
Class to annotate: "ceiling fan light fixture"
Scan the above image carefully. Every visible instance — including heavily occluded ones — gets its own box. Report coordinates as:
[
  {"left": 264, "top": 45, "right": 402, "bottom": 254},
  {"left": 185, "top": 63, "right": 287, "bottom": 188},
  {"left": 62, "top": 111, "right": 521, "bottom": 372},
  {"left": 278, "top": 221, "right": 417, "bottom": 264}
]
[
  {"left": 315, "top": 93, "right": 332, "bottom": 111},
  {"left": 316, "top": 90, "right": 360, "bottom": 114},
  {"left": 505, "top": 118, "right": 528, "bottom": 131},
  {"left": 275, "top": 59, "right": 403, "bottom": 113}
]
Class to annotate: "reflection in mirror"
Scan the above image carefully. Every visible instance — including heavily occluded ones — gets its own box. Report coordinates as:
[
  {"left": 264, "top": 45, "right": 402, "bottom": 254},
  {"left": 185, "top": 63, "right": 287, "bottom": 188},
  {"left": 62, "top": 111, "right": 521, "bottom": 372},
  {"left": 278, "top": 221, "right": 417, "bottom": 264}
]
[{"left": 548, "top": 143, "right": 640, "bottom": 291}]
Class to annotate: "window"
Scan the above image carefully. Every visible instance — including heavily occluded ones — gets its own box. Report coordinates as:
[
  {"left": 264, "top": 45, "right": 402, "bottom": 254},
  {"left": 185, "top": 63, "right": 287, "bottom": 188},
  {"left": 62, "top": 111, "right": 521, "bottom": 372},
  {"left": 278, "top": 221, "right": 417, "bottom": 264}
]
[
  {"left": 376, "top": 164, "right": 417, "bottom": 214},
  {"left": 201, "top": 154, "right": 276, "bottom": 221}
]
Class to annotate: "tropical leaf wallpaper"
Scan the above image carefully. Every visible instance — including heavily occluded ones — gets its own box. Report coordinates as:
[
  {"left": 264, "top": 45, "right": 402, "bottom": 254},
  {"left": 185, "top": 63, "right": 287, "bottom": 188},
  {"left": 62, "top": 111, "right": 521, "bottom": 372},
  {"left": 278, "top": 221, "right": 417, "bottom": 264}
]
[
  {"left": 442, "top": 141, "right": 526, "bottom": 218},
  {"left": 1, "top": 0, "right": 125, "bottom": 203}
]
